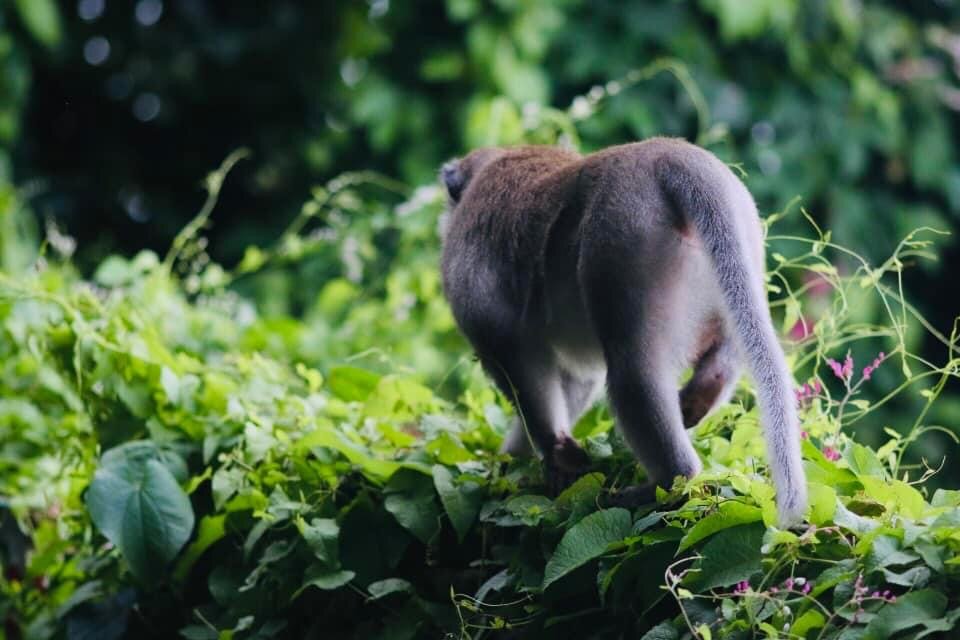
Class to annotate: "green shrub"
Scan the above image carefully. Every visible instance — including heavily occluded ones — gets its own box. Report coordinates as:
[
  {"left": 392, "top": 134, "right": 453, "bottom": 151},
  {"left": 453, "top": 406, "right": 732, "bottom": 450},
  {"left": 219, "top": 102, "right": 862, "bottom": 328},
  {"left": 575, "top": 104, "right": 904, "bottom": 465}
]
[{"left": 1, "top": 146, "right": 959, "bottom": 639}]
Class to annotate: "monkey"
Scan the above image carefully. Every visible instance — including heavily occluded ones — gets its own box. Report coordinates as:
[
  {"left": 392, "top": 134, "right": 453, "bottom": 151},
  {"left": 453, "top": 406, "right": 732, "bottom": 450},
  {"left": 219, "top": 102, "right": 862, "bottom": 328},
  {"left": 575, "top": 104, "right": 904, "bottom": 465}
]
[{"left": 439, "top": 138, "right": 807, "bottom": 527}]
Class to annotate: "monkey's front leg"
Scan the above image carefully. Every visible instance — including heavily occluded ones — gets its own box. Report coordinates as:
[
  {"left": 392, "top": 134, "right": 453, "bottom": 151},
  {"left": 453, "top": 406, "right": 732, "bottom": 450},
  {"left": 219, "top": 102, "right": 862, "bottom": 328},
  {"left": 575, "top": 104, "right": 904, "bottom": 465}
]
[{"left": 484, "top": 343, "right": 590, "bottom": 494}]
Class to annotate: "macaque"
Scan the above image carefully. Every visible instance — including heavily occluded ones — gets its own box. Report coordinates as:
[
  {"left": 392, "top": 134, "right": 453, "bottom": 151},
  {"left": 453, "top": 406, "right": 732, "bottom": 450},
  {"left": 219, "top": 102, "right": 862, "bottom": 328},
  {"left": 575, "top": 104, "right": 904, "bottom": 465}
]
[{"left": 440, "top": 138, "right": 806, "bottom": 527}]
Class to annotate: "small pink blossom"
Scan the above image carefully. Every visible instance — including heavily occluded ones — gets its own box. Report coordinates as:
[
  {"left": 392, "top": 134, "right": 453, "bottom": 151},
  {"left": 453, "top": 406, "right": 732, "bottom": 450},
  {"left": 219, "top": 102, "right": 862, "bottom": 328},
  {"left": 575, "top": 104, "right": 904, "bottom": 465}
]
[
  {"left": 822, "top": 446, "right": 841, "bottom": 461},
  {"left": 827, "top": 358, "right": 845, "bottom": 380},
  {"left": 802, "top": 582, "right": 812, "bottom": 595},
  {"left": 796, "top": 379, "right": 823, "bottom": 405},
  {"left": 801, "top": 430, "right": 809, "bottom": 440},
  {"left": 862, "top": 352, "right": 887, "bottom": 380},
  {"left": 789, "top": 318, "right": 815, "bottom": 341},
  {"left": 842, "top": 353, "right": 853, "bottom": 379}
]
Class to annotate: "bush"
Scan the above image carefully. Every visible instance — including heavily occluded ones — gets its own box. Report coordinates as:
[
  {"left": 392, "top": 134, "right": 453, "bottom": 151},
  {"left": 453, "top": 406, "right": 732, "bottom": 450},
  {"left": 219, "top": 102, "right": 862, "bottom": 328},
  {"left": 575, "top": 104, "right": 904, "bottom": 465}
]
[{"left": 1, "top": 149, "right": 959, "bottom": 639}]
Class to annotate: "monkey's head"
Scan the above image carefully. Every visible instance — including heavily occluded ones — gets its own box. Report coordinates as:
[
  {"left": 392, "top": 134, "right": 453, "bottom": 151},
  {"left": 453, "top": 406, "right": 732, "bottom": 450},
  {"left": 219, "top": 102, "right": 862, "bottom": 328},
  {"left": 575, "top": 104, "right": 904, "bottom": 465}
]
[{"left": 440, "top": 148, "right": 500, "bottom": 205}]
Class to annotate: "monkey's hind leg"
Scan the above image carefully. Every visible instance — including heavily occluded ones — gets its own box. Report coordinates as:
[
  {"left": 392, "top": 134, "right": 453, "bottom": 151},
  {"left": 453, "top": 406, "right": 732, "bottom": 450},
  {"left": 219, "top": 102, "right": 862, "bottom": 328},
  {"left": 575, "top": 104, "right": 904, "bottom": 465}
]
[
  {"left": 484, "top": 343, "right": 590, "bottom": 494},
  {"left": 581, "top": 248, "right": 702, "bottom": 507},
  {"left": 680, "top": 337, "right": 741, "bottom": 428}
]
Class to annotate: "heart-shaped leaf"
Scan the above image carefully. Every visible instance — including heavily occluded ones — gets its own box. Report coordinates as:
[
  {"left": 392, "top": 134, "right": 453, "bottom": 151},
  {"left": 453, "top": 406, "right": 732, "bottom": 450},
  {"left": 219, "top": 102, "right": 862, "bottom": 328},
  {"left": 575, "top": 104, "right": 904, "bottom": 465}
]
[{"left": 85, "top": 441, "right": 195, "bottom": 582}]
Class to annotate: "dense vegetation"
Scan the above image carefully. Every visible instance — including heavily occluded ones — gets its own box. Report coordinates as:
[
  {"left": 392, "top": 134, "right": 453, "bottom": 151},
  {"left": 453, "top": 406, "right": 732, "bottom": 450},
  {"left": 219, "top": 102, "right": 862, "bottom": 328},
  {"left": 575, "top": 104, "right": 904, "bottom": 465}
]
[
  {"left": 3, "top": 0, "right": 959, "bottom": 474},
  {"left": 2, "top": 1, "right": 960, "bottom": 639},
  {"left": 2, "top": 144, "right": 960, "bottom": 637}
]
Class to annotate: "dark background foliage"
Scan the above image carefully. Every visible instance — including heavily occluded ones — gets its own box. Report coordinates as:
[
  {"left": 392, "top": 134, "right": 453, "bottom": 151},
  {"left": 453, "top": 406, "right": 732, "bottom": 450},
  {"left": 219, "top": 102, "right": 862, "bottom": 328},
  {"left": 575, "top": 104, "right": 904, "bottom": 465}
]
[
  {"left": 5, "top": 0, "right": 959, "bottom": 437},
  {"left": 6, "top": 1, "right": 960, "bottom": 285}
]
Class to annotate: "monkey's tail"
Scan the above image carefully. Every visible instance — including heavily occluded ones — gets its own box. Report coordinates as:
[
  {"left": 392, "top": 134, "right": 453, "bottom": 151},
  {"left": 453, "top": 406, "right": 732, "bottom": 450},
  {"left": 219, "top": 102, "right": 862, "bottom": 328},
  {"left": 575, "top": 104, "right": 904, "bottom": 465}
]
[{"left": 655, "top": 150, "right": 807, "bottom": 528}]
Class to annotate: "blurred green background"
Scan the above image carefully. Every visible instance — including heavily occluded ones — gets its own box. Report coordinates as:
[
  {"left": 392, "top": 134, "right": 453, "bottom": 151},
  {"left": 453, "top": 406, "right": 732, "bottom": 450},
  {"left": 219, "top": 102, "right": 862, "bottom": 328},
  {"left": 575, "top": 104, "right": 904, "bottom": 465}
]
[{"left": 0, "top": 1, "right": 958, "bottom": 449}]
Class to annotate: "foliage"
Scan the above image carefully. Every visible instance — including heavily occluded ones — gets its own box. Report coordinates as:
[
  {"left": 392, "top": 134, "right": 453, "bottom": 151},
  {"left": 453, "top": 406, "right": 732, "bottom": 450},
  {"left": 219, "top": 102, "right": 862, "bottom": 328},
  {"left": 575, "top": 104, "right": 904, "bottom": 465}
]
[
  {"left": 2, "top": 2, "right": 959, "bottom": 274},
  {"left": 1, "top": 147, "right": 959, "bottom": 639}
]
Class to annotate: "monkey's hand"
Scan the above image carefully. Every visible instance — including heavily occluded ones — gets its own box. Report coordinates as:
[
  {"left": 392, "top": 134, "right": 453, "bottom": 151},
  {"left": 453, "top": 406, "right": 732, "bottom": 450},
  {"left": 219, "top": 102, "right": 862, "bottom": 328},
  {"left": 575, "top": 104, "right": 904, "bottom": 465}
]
[{"left": 543, "top": 435, "right": 590, "bottom": 496}]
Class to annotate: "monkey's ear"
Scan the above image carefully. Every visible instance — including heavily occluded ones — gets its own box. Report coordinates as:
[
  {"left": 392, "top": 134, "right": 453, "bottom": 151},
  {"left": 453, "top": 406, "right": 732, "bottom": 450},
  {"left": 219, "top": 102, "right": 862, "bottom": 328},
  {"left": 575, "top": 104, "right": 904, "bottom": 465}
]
[{"left": 441, "top": 160, "right": 466, "bottom": 203}]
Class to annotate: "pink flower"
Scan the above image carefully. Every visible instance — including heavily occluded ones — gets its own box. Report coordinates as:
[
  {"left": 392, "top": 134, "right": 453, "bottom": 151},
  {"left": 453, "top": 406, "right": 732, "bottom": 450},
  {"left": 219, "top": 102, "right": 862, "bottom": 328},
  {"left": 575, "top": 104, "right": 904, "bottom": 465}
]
[
  {"left": 827, "top": 358, "right": 844, "bottom": 379},
  {"left": 862, "top": 352, "right": 887, "bottom": 380},
  {"left": 802, "top": 582, "right": 812, "bottom": 595},
  {"left": 822, "top": 446, "right": 840, "bottom": 461},
  {"left": 789, "top": 318, "right": 815, "bottom": 341},
  {"left": 796, "top": 379, "right": 823, "bottom": 406},
  {"left": 842, "top": 353, "right": 853, "bottom": 379}
]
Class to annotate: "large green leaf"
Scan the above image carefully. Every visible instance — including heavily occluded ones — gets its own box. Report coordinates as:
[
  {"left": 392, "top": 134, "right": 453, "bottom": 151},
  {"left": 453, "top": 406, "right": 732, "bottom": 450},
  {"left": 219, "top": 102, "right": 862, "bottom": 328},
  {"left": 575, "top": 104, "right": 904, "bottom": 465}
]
[
  {"left": 85, "top": 442, "right": 195, "bottom": 582},
  {"left": 542, "top": 507, "right": 631, "bottom": 590},
  {"left": 298, "top": 419, "right": 401, "bottom": 480},
  {"left": 639, "top": 622, "right": 680, "bottom": 640},
  {"left": 432, "top": 465, "right": 482, "bottom": 542},
  {"left": 863, "top": 590, "right": 949, "bottom": 639},
  {"left": 300, "top": 517, "right": 341, "bottom": 567},
  {"left": 688, "top": 523, "right": 764, "bottom": 591},
  {"left": 293, "top": 565, "right": 355, "bottom": 598},
  {"left": 384, "top": 470, "right": 441, "bottom": 544},
  {"left": 678, "top": 501, "right": 762, "bottom": 552},
  {"left": 327, "top": 366, "right": 381, "bottom": 401}
]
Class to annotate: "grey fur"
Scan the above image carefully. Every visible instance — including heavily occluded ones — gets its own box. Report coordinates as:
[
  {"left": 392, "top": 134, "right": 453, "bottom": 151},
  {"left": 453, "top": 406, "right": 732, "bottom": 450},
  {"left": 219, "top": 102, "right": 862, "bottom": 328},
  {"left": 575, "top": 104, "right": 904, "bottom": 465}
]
[{"left": 440, "top": 138, "right": 807, "bottom": 527}]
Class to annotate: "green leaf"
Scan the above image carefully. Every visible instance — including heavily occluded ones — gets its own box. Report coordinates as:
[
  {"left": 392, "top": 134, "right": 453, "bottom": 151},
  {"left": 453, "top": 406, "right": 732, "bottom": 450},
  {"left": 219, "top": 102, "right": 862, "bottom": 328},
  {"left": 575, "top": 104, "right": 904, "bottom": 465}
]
[
  {"left": 808, "top": 482, "right": 838, "bottom": 525},
  {"left": 425, "top": 432, "right": 476, "bottom": 464},
  {"left": 689, "top": 523, "right": 764, "bottom": 591},
  {"left": 863, "top": 590, "right": 948, "bottom": 639},
  {"left": 85, "top": 442, "right": 196, "bottom": 582},
  {"left": 298, "top": 420, "right": 401, "bottom": 480},
  {"left": 503, "top": 494, "right": 554, "bottom": 526},
  {"left": 678, "top": 501, "right": 762, "bottom": 552},
  {"left": 293, "top": 565, "right": 355, "bottom": 598},
  {"left": 432, "top": 465, "right": 482, "bottom": 542},
  {"left": 13, "top": 0, "right": 61, "bottom": 48},
  {"left": 554, "top": 472, "right": 605, "bottom": 526},
  {"left": 860, "top": 477, "right": 927, "bottom": 519},
  {"left": 327, "top": 366, "right": 381, "bottom": 401},
  {"left": 833, "top": 501, "right": 880, "bottom": 535},
  {"left": 299, "top": 517, "right": 341, "bottom": 567},
  {"left": 790, "top": 609, "right": 825, "bottom": 636},
  {"left": 339, "top": 495, "right": 411, "bottom": 587},
  {"left": 865, "top": 535, "right": 920, "bottom": 573},
  {"left": 384, "top": 470, "right": 441, "bottom": 544},
  {"left": 173, "top": 515, "right": 226, "bottom": 582},
  {"left": 367, "top": 578, "right": 414, "bottom": 601},
  {"left": 844, "top": 442, "right": 887, "bottom": 478},
  {"left": 639, "top": 622, "right": 679, "bottom": 640},
  {"left": 542, "top": 507, "right": 631, "bottom": 590}
]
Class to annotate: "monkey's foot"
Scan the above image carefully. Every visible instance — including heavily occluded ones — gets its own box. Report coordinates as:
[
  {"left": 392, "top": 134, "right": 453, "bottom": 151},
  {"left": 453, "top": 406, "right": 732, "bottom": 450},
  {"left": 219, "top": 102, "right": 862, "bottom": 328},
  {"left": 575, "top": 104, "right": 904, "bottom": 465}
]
[
  {"left": 543, "top": 435, "right": 590, "bottom": 496},
  {"left": 604, "top": 483, "right": 658, "bottom": 509},
  {"left": 604, "top": 482, "right": 689, "bottom": 511}
]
